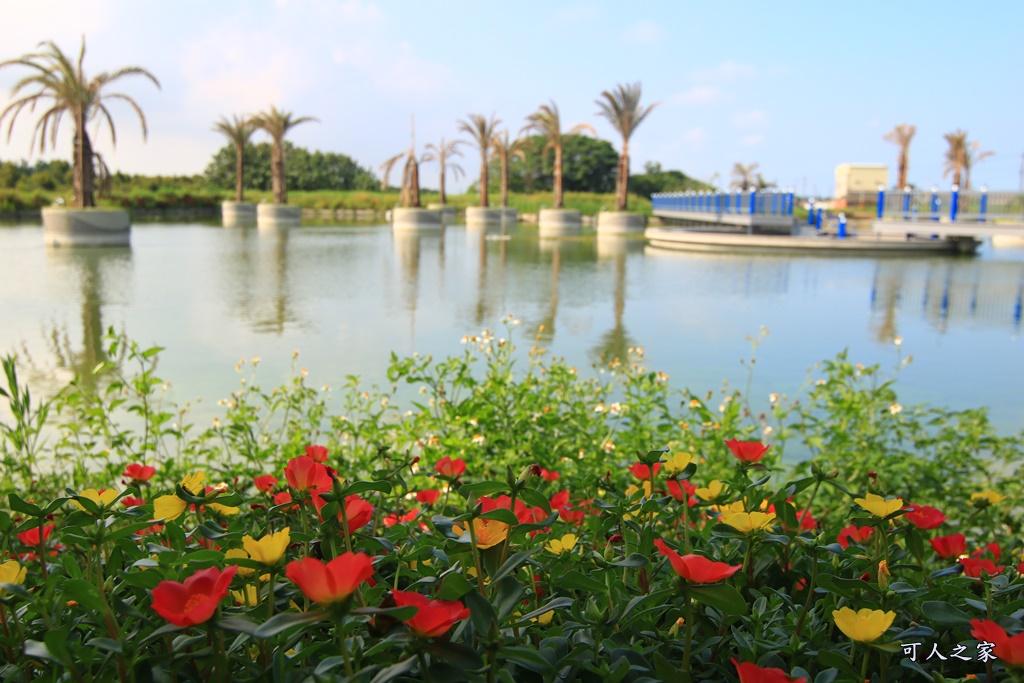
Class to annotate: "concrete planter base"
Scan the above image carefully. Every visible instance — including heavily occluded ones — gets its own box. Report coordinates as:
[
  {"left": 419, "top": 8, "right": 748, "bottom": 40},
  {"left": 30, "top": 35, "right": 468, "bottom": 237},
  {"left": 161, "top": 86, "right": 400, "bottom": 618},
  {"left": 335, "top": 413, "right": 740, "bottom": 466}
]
[
  {"left": 222, "top": 201, "right": 256, "bottom": 227},
  {"left": 257, "top": 204, "right": 301, "bottom": 228},
  {"left": 500, "top": 208, "right": 518, "bottom": 225},
  {"left": 426, "top": 204, "right": 457, "bottom": 222},
  {"left": 465, "top": 207, "right": 503, "bottom": 226},
  {"left": 42, "top": 208, "right": 131, "bottom": 247},
  {"left": 538, "top": 208, "right": 582, "bottom": 236},
  {"left": 392, "top": 207, "right": 443, "bottom": 231},
  {"left": 596, "top": 211, "right": 646, "bottom": 234}
]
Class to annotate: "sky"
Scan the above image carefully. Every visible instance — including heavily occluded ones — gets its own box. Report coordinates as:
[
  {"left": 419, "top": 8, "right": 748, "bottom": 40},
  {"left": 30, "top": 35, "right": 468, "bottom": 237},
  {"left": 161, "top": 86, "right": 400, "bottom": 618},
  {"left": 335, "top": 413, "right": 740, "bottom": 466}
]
[{"left": 1, "top": 1, "right": 1022, "bottom": 198}]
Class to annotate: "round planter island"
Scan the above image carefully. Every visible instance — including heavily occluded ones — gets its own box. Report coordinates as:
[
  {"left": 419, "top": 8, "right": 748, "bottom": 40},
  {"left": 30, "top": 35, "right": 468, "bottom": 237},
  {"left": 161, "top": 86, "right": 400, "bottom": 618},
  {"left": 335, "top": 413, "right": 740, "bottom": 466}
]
[
  {"left": 392, "top": 207, "right": 443, "bottom": 231},
  {"left": 426, "top": 204, "right": 457, "bottom": 223},
  {"left": 42, "top": 208, "right": 131, "bottom": 247},
  {"left": 465, "top": 207, "right": 503, "bottom": 227},
  {"left": 222, "top": 201, "right": 256, "bottom": 227},
  {"left": 596, "top": 211, "right": 646, "bottom": 235},
  {"left": 256, "top": 204, "right": 302, "bottom": 228},
  {"left": 538, "top": 208, "right": 582, "bottom": 236},
  {"left": 500, "top": 208, "right": 519, "bottom": 225}
]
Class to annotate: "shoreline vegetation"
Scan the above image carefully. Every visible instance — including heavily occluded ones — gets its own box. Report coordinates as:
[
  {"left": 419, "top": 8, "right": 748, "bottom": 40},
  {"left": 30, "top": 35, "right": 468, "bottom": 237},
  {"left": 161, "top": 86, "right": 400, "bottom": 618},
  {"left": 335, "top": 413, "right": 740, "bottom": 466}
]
[{"left": 0, "top": 325, "right": 1022, "bottom": 680}]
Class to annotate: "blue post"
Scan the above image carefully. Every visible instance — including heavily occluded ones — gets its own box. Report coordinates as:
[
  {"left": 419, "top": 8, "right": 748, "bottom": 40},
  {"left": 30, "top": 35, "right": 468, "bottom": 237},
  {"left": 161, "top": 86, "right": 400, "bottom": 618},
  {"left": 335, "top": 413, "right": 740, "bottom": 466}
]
[
  {"left": 787, "top": 191, "right": 794, "bottom": 215},
  {"left": 734, "top": 189, "right": 741, "bottom": 214},
  {"left": 815, "top": 207, "right": 823, "bottom": 232},
  {"left": 838, "top": 212, "right": 847, "bottom": 239},
  {"left": 715, "top": 191, "right": 721, "bottom": 214},
  {"left": 901, "top": 186, "right": 911, "bottom": 216},
  {"left": 724, "top": 192, "right": 731, "bottom": 213},
  {"left": 749, "top": 189, "right": 756, "bottom": 215},
  {"left": 770, "top": 190, "right": 778, "bottom": 215},
  {"left": 930, "top": 186, "right": 939, "bottom": 221},
  {"left": 808, "top": 199, "right": 815, "bottom": 225},
  {"left": 950, "top": 184, "right": 959, "bottom": 222},
  {"left": 877, "top": 187, "right": 884, "bottom": 219},
  {"left": 979, "top": 186, "right": 988, "bottom": 222}
]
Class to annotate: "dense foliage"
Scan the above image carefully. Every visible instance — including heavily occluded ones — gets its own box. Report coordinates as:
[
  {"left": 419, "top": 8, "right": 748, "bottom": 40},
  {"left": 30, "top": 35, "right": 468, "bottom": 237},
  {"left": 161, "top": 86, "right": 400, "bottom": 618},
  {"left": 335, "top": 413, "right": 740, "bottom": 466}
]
[
  {"left": 0, "top": 325, "right": 1022, "bottom": 682},
  {"left": 204, "top": 142, "right": 378, "bottom": 194}
]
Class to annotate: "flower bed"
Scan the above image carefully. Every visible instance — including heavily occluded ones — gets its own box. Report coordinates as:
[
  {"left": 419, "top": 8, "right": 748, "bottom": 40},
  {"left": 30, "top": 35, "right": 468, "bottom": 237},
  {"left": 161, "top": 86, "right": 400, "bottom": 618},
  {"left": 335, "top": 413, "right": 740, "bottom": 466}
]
[{"left": 0, "top": 325, "right": 1022, "bottom": 681}]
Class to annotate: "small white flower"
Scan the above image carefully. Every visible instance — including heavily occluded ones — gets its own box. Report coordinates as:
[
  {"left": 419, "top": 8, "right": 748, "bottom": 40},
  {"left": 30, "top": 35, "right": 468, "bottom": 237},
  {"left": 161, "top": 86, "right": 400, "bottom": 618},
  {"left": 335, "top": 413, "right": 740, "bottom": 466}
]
[
  {"left": 381, "top": 398, "right": 389, "bottom": 408},
  {"left": 889, "top": 403, "right": 903, "bottom": 415},
  {"left": 471, "top": 434, "right": 485, "bottom": 445},
  {"left": 602, "top": 441, "right": 616, "bottom": 452},
  {"left": 815, "top": 379, "right": 826, "bottom": 386},
  {"left": 593, "top": 403, "right": 605, "bottom": 413},
  {"left": 769, "top": 393, "right": 779, "bottom": 404},
  {"left": 609, "top": 402, "right": 622, "bottom": 414},
  {"left": 894, "top": 336, "right": 903, "bottom": 346},
  {"left": 763, "top": 425, "right": 773, "bottom": 436}
]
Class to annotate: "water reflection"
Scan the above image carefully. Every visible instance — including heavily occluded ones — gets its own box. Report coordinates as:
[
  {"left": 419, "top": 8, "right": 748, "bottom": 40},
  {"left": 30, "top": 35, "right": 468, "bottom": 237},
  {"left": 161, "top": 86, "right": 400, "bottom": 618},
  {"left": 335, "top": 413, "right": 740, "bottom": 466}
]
[
  {"left": 592, "top": 235, "right": 644, "bottom": 364},
  {"left": 392, "top": 228, "right": 446, "bottom": 336},
  {"left": 220, "top": 227, "right": 301, "bottom": 335}
]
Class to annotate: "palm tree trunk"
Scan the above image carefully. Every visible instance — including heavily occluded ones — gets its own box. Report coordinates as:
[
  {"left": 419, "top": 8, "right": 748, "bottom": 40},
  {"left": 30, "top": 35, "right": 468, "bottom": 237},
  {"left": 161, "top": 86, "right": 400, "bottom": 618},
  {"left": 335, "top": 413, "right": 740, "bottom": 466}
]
[
  {"left": 271, "top": 141, "right": 286, "bottom": 204},
  {"left": 500, "top": 154, "right": 509, "bottom": 208},
  {"left": 73, "top": 120, "right": 96, "bottom": 208},
  {"left": 896, "top": 149, "right": 908, "bottom": 190},
  {"left": 235, "top": 142, "right": 245, "bottom": 202},
  {"left": 554, "top": 144, "right": 563, "bottom": 209},
  {"left": 617, "top": 141, "right": 630, "bottom": 211},
  {"left": 439, "top": 158, "right": 447, "bottom": 205},
  {"left": 479, "top": 151, "right": 489, "bottom": 208}
]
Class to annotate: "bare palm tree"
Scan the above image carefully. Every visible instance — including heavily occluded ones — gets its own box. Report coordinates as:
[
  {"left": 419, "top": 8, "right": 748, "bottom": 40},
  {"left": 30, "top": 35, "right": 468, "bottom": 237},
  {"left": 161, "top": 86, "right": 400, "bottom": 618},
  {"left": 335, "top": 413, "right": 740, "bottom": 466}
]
[
  {"left": 421, "top": 137, "right": 464, "bottom": 205},
  {"left": 595, "top": 82, "right": 659, "bottom": 211},
  {"left": 730, "top": 162, "right": 759, "bottom": 190},
  {"left": 941, "top": 130, "right": 993, "bottom": 189},
  {"left": 0, "top": 37, "right": 160, "bottom": 207},
  {"left": 213, "top": 114, "right": 256, "bottom": 202},
  {"left": 521, "top": 101, "right": 596, "bottom": 209},
  {"left": 963, "top": 141, "right": 994, "bottom": 190},
  {"left": 250, "top": 106, "right": 317, "bottom": 204},
  {"left": 490, "top": 130, "right": 526, "bottom": 208},
  {"left": 380, "top": 117, "right": 422, "bottom": 208},
  {"left": 457, "top": 113, "right": 500, "bottom": 207},
  {"left": 883, "top": 123, "right": 916, "bottom": 189}
]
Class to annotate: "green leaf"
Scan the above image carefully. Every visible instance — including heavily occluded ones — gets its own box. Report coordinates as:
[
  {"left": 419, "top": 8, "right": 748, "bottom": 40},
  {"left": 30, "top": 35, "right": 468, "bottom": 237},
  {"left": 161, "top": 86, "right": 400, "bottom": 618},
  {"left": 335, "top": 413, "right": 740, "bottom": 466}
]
[
  {"left": 437, "top": 572, "right": 475, "bottom": 601},
  {"left": 479, "top": 508, "right": 520, "bottom": 526},
  {"left": 463, "top": 590, "right": 497, "bottom": 636},
  {"left": 424, "top": 640, "right": 484, "bottom": 669},
  {"left": 558, "top": 570, "right": 607, "bottom": 593},
  {"left": 62, "top": 579, "right": 108, "bottom": 613},
  {"left": 689, "top": 583, "right": 748, "bottom": 615},
  {"left": 459, "top": 481, "right": 507, "bottom": 498},
  {"left": 502, "top": 645, "right": 554, "bottom": 673},
  {"left": 215, "top": 617, "right": 260, "bottom": 635},
  {"left": 653, "top": 651, "right": 686, "bottom": 683},
  {"left": 513, "top": 597, "right": 574, "bottom": 625},
  {"left": 341, "top": 480, "right": 393, "bottom": 497},
  {"left": 490, "top": 547, "right": 542, "bottom": 584},
  {"left": 253, "top": 610, "right": 330, "bottom": 638},
  {"left": 8, "top": 494, "right": 42, "bottom": 517},
  {"left": 351, "top": 605, "right": 418, "bottom": 620},
  {"left": 518, "top": 488, "right": 552, "bottom": 514},
  {"left": 370, "top": 656, "right": 418, "bottom": 683},
  {"left": 921, "top": 600, "right": 972, "bottom": 625},
  {"left": 608, "top": 553, "right": 648, "bottom": 568}
]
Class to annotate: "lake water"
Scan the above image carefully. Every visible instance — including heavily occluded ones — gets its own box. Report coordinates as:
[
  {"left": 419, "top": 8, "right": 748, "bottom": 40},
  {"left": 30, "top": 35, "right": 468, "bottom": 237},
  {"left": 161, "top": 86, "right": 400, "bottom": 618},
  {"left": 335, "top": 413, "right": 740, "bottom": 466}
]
[{"left": 1, "top": 221, "right": 1022, "bottom": 436}]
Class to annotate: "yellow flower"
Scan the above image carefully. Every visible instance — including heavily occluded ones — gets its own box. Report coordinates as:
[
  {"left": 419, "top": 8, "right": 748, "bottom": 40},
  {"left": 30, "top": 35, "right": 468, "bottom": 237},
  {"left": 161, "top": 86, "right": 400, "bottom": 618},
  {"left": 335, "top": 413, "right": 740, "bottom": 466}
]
[
  {"left": 971, "top": 490, "right": 1006, "bottom": 506},
  {"left": 545, "top": 534, "right": 578, "bottom": 555},
  {"left": 711, "top": 500, "right": 746, "bottom": 516},
  {"left": 0, "top": 560, "right": 27, "bottom": 593},
  {"left": 180, "top": 471, "right": 206, "bottom": 495},
  {"left": 232, "top": 584, "right": 261, "bottom": 607},
  {"left": 207, "top": 501, "right": 240, "bottom": 516},
  {"left": 832, "top": 607, "right": 896, "bottom": 642},
  {"left": 695, "top": 480, "right": 724, "bottom": 501},
  {"left": 453, "top": 519, "right": 509, "bottom": 549},
  {"left": 532, "top": 610, "right": 554, "bottom": 625},
  {"left": 73, "top": 488, "right": 119, "bottom": 511},
  {"left": 721, "top": 511, "right": 775, "bottom": 534},
  {"left": 242, "top": 528, "right": 291, "bottom": 566},
  {"left": 225, "top": 548, "right": 255, "bottom": 577},
  {"left": 153, "top": 495, "right": 188, "bottom": 522},
  {"left": 662, "top": 452, "right": 694, "bottom": 475},
  {"left": 854, "top": 493, "right": 904, "bottom": 518},
  {"left": 625, "top": 481, "right": 653, "bottom": 499}
]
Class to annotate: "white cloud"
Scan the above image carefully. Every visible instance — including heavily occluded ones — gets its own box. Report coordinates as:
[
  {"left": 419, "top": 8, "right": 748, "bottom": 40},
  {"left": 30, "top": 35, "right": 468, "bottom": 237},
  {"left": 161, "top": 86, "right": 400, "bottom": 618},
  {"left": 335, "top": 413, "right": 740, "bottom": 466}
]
[
  {"left": 732, "top": 109, "right": 769, "bottom": 129},
  {"left": 739, "top": 134, "right": 764, "bottom": 147},
  {"left": 669, "top": 86, "right": 731, "bottom": 106},
  {"left": 622, "top": 20, "right": 664, "bottom": 45},
  {"left": 692, "top": 60, "right": 756, "bottom": 82}
]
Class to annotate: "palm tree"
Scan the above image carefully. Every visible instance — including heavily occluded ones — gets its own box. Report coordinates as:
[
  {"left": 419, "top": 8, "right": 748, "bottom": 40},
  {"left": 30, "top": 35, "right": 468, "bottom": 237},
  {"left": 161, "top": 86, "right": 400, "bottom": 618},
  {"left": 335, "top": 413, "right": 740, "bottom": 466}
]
[
  {"left": 942, "top": 130, "right": 994, "bottom": 189},
  {"left": 595, "top": 82, "right": 659, "bottom": 211},
  {"left": 0, "top": 38, "right": 159, "bottom": 208},
  {"left": 490, "top": 130, "right": 526, "bottom": 208},
  {"left": 521, "top": 101, "right": 596, "bottom": 209},
  {"left": 883, "top": 123, "right": 916, "bottom": 189},
  {"left": 380, "top": 117, "right": 422, "bottom": 208},
  {"left": 457, "top": 113, "right": 500, "bottom": 208},
  {"left": 250, "top": 106, "right": 317, "bottom": 205},
  {"left": 963, "top": 141, "right": 994, "bottom": 191},
  {"left": 730, "top": 162, "right": 759, "bottom": 190},
  {"left": 212, "top": 114, "right": 256, "bottom": 202},
  {"left": 421, "top": 137, "right": 463, "bottom": 205}
]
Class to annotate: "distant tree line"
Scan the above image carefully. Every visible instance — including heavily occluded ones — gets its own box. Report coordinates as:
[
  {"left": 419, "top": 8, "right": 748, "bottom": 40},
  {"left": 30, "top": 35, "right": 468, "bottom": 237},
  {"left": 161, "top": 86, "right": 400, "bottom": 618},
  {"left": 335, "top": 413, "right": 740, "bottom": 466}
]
[{"left": 203, "top": 142, "right": 378, "bottom": 193}]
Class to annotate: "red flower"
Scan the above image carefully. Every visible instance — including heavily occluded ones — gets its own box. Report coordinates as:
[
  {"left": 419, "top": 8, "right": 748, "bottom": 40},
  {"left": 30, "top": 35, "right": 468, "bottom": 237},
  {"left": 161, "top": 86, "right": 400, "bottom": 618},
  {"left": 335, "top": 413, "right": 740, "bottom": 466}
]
[
  {"left": 273, "top": 491, "right": 297, "bottom": 510},
  {"left": 904, "top": 504, "right": 946, "bottom": 530},
  {"left": 666, "top": 479, "right": 698, "bottom": 507},
  {"left": 305, "top": 444, "right": 328, "bottom": 462},
  {"left": 285, "top": 553, "right": 374, "bottom": 604},
  {"left": 540, "top": 469, "right": 560, "bottom": 482},
  {"left": 628, "top": 462, "right": 661, "bottom": 480},
  {"left": 654, "top": 539, "right": 741, "bottom": 583},
  {"left": 970, "top": 619, "right": 1024, "bottom": 668},
  {"left": 284, "top": 456, "right": 331, "bottom": 493},
  {"left": 558, "top": 508, "right": 584, "bottom": 524},
  {"left": 434, "top": 457, "right": 466, "bottom": 478},
  {"left": 151, "top": 565, "right": 238, "bottom": 627},
  {"left": 480, "top": 495, "right": 534, "bottom": 524},
  {"left": 549, "top": 490, "right": 570, "bottom": 509},
  {"left": 930, "top": 533, "right": 966, "bottom": 559},
  {"left": 1018, "top": 560, "right": 1024, "bottom": 576},
  {"left": 391, "top": 590, "right": 470, "bottom": 638},
  {"left": 254, "top": 475, "right": 278, "bottom": 493},
  {"left": 340, "top": 494, "right": 374, "bottom": 533},
  {"left": 972, "top": 542, "right": 1002, "bottom": 561},
  {"left": 17, "top": 524, "right": 55, "bottom": 546},
  {"left": 837, "top": 525, "right": 874, "bottom": 549},
  {"left": 959, "top": 558, "right": 1004, "bottom": 579},
  {"left": 121, "top": 496, "right": 145, "bottom": 508},
  {"left": 725, "top": 439, "right": 771, "bottom": 463},
  {"left": 123, "top": 463, "right": 156, "bottom": 483},
  {"left": 733, "top": 658, "right": 807, "bottom": 683},
  {"left": 795, "top": 509, "right": 817, "bottom": 531},
  {"left": 416, "top": 490, "right": 440, "bottom": 505},
  {"left": 384, "top": 509, "right": 420, "bottom": 527}
]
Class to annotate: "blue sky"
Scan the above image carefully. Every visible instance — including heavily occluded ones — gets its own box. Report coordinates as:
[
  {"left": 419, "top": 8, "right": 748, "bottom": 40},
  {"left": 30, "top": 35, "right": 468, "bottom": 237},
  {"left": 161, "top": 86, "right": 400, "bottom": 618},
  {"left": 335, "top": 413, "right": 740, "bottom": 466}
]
[{"left": 1, "top": 0, "right": 1021, "bottom": 198}]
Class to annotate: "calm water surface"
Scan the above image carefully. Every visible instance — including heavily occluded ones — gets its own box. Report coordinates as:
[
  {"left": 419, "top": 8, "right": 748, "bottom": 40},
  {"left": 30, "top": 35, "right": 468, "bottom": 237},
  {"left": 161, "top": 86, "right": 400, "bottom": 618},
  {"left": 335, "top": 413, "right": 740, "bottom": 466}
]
[{"left": 1, "top": 221, "right": 1022, "bottom": 436}]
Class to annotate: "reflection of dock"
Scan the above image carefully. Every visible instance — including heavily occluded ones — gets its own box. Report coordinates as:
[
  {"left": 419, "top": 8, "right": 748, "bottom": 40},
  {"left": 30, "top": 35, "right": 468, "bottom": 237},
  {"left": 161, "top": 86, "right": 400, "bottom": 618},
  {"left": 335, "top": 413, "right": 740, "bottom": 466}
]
[{"left": 870, "top": 261, "right": 1024, "bottom": 335}]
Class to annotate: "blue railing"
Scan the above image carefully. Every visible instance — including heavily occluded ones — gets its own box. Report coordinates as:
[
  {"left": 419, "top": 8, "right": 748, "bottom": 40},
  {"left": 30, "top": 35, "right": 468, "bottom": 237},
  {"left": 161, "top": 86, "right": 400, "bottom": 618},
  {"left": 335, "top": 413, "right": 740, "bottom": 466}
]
[
  {"left": 876, "top": 187, "right": 1024, "bottom": 223},
  {"left": 651, "top": 189, "right": 795, "bottom": 216}
]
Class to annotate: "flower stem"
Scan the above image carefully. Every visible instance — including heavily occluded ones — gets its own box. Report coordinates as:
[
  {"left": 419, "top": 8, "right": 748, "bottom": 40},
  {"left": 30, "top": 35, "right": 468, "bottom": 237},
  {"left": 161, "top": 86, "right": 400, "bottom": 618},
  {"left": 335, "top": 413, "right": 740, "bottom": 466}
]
[
  {"left": 467, "top": 519, "right": 486, "bottom": 594},
  {"left": 681, "top": 586, "right": 694, "bottom": 672}
]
